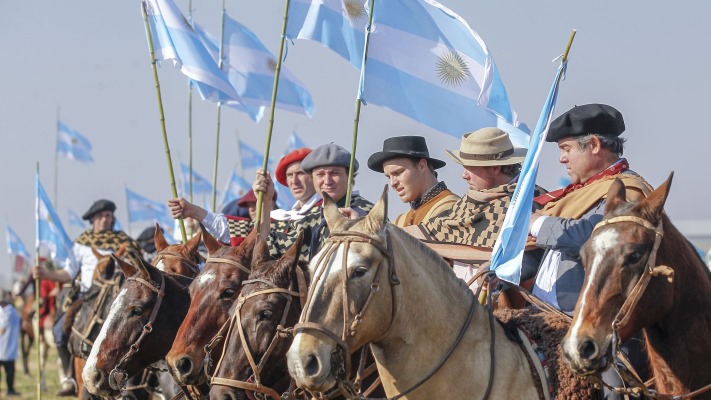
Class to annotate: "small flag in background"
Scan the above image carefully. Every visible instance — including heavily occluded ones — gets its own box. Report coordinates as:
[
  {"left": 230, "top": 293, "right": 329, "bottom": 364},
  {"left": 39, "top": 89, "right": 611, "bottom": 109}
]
[
  {"left": 114, "top": 218, "right": 125, "bottom": 232},
  {"left": 239, "top": 140, "right": 275, "bottom": 171},
  {"left": 5, "top": 225, "right": 30, "bottom": 261},
  {"left": 36, "top": 177, "right": 75, "bottom": 268},
  {"left": 179, "top": 163, "right": 214, "bottom": 196},
  {"left": 126, "top": 188, "right": 173, "bottom": 229},
  {"left": 57, "top": 121, "right": 94, "bottom": 163},
  {"left": 220, "top": 170, "right": 251, "bottom": 208},
  {"left": 67, "top": 209, "right": 87, "bottom": 229},
  {"left": 143, "top": 0, "right": 244, "bottom": 105},
  {"left": 284, "top": 131, "right": 309, "bottom": 155}
]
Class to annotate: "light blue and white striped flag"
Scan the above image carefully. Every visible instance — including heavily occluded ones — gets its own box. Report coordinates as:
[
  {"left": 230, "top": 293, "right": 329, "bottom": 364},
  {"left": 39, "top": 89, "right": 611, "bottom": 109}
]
[
  {"left": 239, "top": 140, "right": 275, "bottom": 170},
  {"left": 126, "top": 188, "right": 173, "bottom": 228},
  {"left": 143, "top": 0, "right": 243, "bottom": 105},
  {"left": 286, "top": 0, "right": 528, "bottom": 147},
  {"left": 179, "top": 163, "right": 213, "bottom": 195},
  {"left": 194, "top": 14, "right": 315, "bottom": 119},
  {"left": 36, "top": 177, "right": 75, "bottom": 268},
  {"left": 5, "top": 226, "right": 30, "bottom": 261},
  {"left": 57, "top": 121, "right": 94, "bottom": 163},
  {"left": 220, "top": 170, "right": 251, "bottom": 208},
  {"left": 67, "top": 209, "right": 87, "bottom": 229},
  {"left": 489, "top": 61, "right": 568, "bottom": 284},
  {"left": 114, "top": 218, "right": 125, "bottom": 233},
  {"left": 284, "top": 131, "right": 309, "bottom": 155}
]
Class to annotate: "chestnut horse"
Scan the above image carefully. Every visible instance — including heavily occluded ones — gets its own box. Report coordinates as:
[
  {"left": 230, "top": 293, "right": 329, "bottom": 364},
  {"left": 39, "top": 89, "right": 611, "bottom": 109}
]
[
  {"left": 563, "top": 174, "right": 711, "bottom": 398},
  {"left": 287, "top": 190, "right": 597, "bottom": 399},
  {"left": 81, "top": 254, "right": 193, "bottom": 397},
  {"left": 209, "top": 233, "right": 304, "bottom": 400},
  {"left": 166, "top": 227, "right": 259, "bottom": 387}
]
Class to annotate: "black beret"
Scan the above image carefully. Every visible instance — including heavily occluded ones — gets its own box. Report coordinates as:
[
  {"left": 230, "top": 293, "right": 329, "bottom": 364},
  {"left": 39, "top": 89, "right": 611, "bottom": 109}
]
[
  {"left": 546, "top": 104, "right": 625, "bottom": 142},
  {"left": 82, "top": 199, "right": 116, "bottom": 221}
]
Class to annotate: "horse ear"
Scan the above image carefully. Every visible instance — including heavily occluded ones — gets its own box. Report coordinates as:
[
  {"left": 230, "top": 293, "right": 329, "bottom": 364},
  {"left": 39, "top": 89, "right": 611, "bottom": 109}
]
[
  {"left": 186, "top": 228, "right": 202, "bottom": 255},
  {"left": 638, "top": 172, "right": 674, "bottom": 224},
  {"left": 323, "top": 192, "right": 347, "bottom": 231},
  {"left": 267, "top": 232, "right": 303, "bottom": 287},
  {"left": 200, "top": 223, "right": 225, "bottom": 255},
  {"left": 250, "top": 235, "right": 272, "bottom": 270},
  {"left": 112, "top": 254, "right": 143, "bottom": 278},
  {"left": 362, "top": 185, "right": 388, "bottom": 234},
  {"left": 154, "top": 223, "right": 169, "bottom": 251},
  {"left": 605, "top": 178, "right": 627, "bottom": 215}
]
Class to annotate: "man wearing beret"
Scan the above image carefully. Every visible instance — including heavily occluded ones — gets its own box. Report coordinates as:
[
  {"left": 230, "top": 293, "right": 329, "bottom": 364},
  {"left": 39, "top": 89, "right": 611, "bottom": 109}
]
[
  {"left": 32, "top": 199, "right": 141, "bottom": 396},
  {"left": 367, "top": 136, "right": 458, "bottom": 226},
  {"left": 528, "top": 104, "right": 652, "bottom": 398},
  {"left": 253, "top": 143, "right": 373, "bottom": 262}
]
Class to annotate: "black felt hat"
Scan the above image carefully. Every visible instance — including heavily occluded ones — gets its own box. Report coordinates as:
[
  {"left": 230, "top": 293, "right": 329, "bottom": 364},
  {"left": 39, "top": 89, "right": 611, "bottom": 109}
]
[
  {"left": 82, "top": 199, "right": 116, "bottom": 221},
  {"left": 546, "top": 104, "right": 625, "bottom": 142},
  {"left": 367, "top": 136, "right": 446, "bottom": 173}
]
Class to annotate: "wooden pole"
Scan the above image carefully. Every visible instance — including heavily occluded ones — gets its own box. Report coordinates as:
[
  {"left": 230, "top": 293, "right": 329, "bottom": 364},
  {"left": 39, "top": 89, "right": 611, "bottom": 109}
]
[
  {"left": 34, "top": 162, "right": 42, "bottom": 400},
  {"left": 141, "top": 1, "right": 188, "bottom": 243},
  {"left": 188, "top": 0, "right": 194, "bottom": 203},
  {"left": 211, "top": 0, "right": 227, "bottom": 212}
]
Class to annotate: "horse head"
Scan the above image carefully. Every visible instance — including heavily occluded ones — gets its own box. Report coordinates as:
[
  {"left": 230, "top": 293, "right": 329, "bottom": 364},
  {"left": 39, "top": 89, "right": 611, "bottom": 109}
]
[
  {"left": 563, "top": 173, "right": 675, "bottom": 376},
  {"left": 83, "top": 254, "right": 192, "bottom": 397},
  {"left": 152, "top": 223, "right": 203, "bottom": 277},
  {"left": 210, "top": 232, "right": 304, "bottom": 400},
  {"left": 166, "top": 226, "right": 260, "bottom": 386},
  {"left": 287, "top": 187, "right": 395, "bottom": 394}
]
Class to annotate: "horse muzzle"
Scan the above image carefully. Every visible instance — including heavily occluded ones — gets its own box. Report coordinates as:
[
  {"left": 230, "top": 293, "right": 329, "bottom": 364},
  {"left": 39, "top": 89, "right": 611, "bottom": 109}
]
[
  {"left": 84, "top": 366, "right": 120, "bottom": 397},
  {"left": 562, "top": 336, "right": 611, "bottom": 376},
  {"left": 286, "top": 333, "right": 337, "bottom": 393}
]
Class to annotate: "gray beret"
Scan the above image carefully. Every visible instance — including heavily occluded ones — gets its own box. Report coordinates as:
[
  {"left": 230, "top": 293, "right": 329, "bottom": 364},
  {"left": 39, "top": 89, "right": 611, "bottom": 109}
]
[{"left": 300, "top": 143, "right": 359, "bottom": 173}]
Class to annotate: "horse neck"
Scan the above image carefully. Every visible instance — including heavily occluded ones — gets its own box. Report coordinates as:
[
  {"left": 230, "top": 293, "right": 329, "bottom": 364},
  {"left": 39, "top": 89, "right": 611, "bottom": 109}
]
[
  {"left": 161, "top": 274, "right": 193, "bottom": 331},
  {"left": 645, "top": 215, "right": 711, "bottom": 392}
]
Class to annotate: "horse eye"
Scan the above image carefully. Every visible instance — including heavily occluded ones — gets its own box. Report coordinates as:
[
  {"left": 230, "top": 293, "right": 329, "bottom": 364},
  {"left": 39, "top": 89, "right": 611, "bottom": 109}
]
[
  {"left": 220, "top": 288, "right": 236, "bottom": 299},
  {"left": 627, "top": 251, "right": 643, "bottom": 264},
  {"left": 258, "top": 310, "right": 273, "bottom": 321},
  {"left": 131, "top": 307, "right": 143, "bottom": 316},
  {"left": 351, "top": 267, "right": 368, "bottom": 278}
]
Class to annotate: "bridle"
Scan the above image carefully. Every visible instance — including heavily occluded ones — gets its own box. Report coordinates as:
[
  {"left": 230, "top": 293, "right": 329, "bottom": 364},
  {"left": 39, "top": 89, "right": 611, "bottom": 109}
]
[
  {"left": 71, "top": 267, "right": 123, "bottom": 358},
  {"left": 152, "top": 250, "right": 203, "bottom": 277},
  {"left": 208, "top": 276, "right": 303, "bottom": 400},
  {"left": 292, "top": 229, "right": 479, "bottom": 400},
  {"left": 108, "top": 272, "right": 166, "bottom": 391},
  {"left": 587, "top": 215, "right": 711, "bottom": 399}
]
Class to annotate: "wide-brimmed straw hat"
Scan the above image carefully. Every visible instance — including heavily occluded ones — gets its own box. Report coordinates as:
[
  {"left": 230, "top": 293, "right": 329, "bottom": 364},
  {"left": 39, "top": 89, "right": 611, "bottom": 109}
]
[{"left": 446, "top": 127, "right": 526, "bottom": 167}]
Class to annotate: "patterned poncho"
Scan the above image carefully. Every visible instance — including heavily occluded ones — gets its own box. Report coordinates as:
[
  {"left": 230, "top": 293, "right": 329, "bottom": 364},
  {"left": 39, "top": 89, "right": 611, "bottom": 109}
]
[{"left": 74, "top": 230, "right": 143, "bottom": 266}]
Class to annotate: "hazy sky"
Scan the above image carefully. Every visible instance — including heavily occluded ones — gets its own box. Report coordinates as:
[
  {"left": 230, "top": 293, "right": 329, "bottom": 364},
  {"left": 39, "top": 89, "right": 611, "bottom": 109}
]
[{"left": 1, "top": 1, "right": 710, "bottom": 256}]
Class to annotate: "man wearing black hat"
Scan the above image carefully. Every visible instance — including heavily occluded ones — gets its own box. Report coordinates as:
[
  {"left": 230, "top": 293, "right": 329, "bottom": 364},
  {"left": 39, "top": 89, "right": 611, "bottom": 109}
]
[
  {"left": 367, "top": 136, "right": 458, "bottom": 227},
  {"left": 528, "top": 104, "right": 651, "bottom": 399},
  {"left": 32, "top": 199, "right": 141, "bottom": 396},
  {"left": 253, "top": 143, "right": 374, "bottom": 262}
]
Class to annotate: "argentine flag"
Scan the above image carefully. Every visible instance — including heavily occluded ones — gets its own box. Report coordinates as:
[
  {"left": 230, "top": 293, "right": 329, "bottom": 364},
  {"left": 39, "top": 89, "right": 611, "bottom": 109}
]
[
  {"left": 143, "top": 0, "right": 244, "bottom": 105},
  {"left": 239, "top": 140, "right": 275, "bottom": 171},
  {"left": 5, "top": 226, "right": 31, "bottom": 261},
  {"left": 67, "top": 209, "right": 87, "bottom": 229},
  {"left": 220, "top": 170, "right": 251, "bottom": 207},
  {"left": 179, "top": 163, "right": 213, "bottom": 196},
  {"left": 284, "top": 131, "right": 309, "bottom": 155},
  {"left": 126, "top": 188, "right": 173, "bottom": 228},
  {"left": 57, "top": 121, "right": 94, "bottom": 163},
  {"left": 36, "top": 177, "right": 75, "bottom": 268}
]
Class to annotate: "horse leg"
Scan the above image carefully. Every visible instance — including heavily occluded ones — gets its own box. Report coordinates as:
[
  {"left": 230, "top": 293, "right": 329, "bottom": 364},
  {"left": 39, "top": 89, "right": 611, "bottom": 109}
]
[
  {"left": 20, "top": 331, "right": 31, "bottom": 375},
  {"left": 75, "top": 357, "right": 85, "bottom": 398}
]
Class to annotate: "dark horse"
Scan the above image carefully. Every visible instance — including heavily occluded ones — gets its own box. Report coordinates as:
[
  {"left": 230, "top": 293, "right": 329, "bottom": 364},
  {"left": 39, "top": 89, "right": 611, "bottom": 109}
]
[
  {"left": 81, "top": 247, "right": 195, "bottom": 397},
  {"left": 209, "top": 233, "right": 304, "bottom": 400},
  {"left": 563, "top": 174, "right": 711, "bottom": 398},
  {"left": 166, "top": 227, "right": 259, "bottom": 387}
]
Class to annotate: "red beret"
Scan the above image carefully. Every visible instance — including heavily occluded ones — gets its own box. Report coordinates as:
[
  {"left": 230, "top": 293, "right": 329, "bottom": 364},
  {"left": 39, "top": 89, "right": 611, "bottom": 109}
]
[{"left": 275, "top": 148, "right": 312, "bottom": 186}]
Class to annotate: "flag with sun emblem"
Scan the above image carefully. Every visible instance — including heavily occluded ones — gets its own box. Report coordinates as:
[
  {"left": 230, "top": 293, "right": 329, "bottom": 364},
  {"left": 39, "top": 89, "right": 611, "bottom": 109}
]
[
  {"left": 193, "top": 14, "right": 315, "bottom": 120},
  {"left": 36, "top": 176, "right": 75, "bottom": 268},
  {"left": 57, "top": 121, "right": 94, "bottom": 163},
  {"left": 142, "top": 0, "right": 244, "bottom": 106},
  {"left": 360, "top": 0, "right": 527, "bottom": 145}
]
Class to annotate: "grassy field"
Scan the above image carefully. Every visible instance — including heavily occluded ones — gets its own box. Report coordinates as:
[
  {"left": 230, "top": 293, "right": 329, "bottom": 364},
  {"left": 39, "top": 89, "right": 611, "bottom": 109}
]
[{"left": 12, "top": 343, "right": 63, "bottom": 400}]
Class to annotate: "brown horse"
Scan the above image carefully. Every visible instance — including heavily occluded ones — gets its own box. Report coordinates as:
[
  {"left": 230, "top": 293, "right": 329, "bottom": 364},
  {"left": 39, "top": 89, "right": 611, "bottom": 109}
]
[
  {"left": 209, "top": 233, "right": 304, "bottom": 400},
  {"left": 81, "top": 255, "right": 193, "bottom": 397},
  {"left": 152, "top": 223, "right": 204, "bottom": 277},
  {"left": 287, "top": 189, "right": 597, "bottom": 399},
  {"left": 563, "top": 174, "right": 711, "bottom": 398},
  {"left": 166, "top": 227, "right": 259, "bottom": 387}
]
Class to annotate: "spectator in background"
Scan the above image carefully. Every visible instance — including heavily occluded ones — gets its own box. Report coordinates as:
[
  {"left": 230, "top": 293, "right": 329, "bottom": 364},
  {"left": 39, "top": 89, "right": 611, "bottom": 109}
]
[{"left": 0, "top": 291, "right": 20, "bottom": 396}]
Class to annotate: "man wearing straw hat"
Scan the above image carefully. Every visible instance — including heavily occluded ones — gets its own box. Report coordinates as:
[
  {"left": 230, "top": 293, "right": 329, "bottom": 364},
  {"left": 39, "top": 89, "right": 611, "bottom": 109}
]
[
  {"left": 367, "top": 136, "right": 459, "bottom": 227},
  {"left": 253, "top": 143, "right": 374, "bottom": 262}
]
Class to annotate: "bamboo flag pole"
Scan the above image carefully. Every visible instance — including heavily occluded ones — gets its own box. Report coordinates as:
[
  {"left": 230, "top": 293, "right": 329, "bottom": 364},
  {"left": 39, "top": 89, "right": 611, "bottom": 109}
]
[
  {"left": 141, "top": 2, "right": 188, "bottom": 243},
  {"left": 34, "top": 162, "right": 42, "bottom": 400},
  {"left": 344, "top": 0, "right": 376, "bottom": 208},
  {"left": 562, "top": 30, "right": 577, "bottom": 62},
  {"left": 254, "top": 0, "right": 291, "bottom": 227},
  {"left": 211, "top": 0, "right": 227, "bottom": 212},
  {"left": 188, "top": 0, "right": 194, "bottom": 203},
  {"left": 53, "top": 105, "right": 60, "bottom": 207}
]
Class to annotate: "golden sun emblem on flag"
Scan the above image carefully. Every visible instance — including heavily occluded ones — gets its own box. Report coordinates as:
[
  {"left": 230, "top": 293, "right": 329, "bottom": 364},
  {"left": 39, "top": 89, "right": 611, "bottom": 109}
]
[
  {"left": 435, "top": 50, "right": 470, "bottom": 87},
  {"left": 266, "top": 58, "right": 278, "bottom": 72},
  {"left": 343, "top": 0, "right": 367, "bottom": 22},
  {"left": 181, "top": 16, "right": 194, "bottom": 33}
]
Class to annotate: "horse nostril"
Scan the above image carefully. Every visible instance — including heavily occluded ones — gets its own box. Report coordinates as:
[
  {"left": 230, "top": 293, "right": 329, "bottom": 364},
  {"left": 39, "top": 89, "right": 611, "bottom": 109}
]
[
  {"left": 91, "top": 369, "right": 105, "bottom": 387},
  {"left": 177, "top": 357, "right": 193, "bottom": 375},
  {"left": 305, "top": 354, "right": 320, "bottom": 377},
  {"left": 578, "top": 338, "right": 598, "bottom": 360}
]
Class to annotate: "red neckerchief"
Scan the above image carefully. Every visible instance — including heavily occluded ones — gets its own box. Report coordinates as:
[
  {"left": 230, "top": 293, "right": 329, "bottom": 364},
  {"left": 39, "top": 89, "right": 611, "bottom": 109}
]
[{"left": 534, "top": 159, "right": 629, "bottom": 206}]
